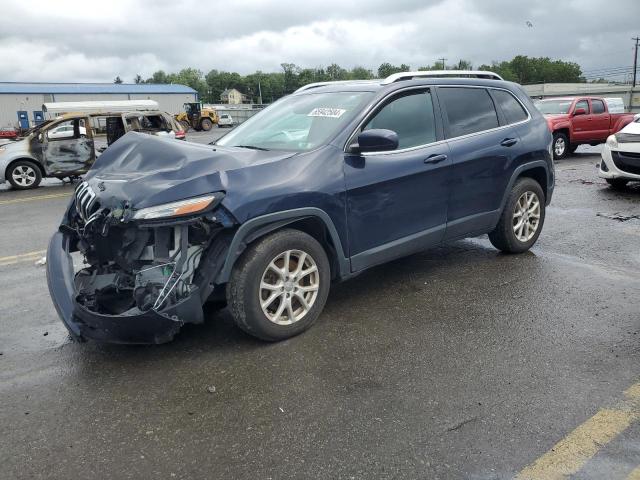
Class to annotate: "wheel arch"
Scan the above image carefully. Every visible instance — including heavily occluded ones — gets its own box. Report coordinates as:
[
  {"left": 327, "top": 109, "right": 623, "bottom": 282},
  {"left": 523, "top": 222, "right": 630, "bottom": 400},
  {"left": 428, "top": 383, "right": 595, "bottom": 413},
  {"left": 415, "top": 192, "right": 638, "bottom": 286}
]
[
  {"left": 499, "top": 161, "right": 551, "bottom": 214},
  {"left": 5, "top": 157, "right": 45, "bottom": 180},
  {"left": 553, "top": 127, "right": 570, "bottom": 143},
  {"left": 216, "top": 208, "right": 350, "bottom": 284}
]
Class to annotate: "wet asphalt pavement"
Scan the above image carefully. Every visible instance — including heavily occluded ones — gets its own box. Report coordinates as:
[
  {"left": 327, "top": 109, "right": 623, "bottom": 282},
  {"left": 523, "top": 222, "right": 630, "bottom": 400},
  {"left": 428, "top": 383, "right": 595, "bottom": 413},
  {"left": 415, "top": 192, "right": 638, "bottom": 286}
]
[{"left": 0, "top": 134, "right": 639, "bottom": 479}]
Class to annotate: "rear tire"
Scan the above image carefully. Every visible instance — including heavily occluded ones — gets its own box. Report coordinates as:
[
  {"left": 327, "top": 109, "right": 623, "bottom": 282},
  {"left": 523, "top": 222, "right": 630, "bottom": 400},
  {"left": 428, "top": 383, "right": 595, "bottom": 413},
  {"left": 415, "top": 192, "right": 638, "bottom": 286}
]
[
  {"left": 489, "top": 177, "right": 545, "bottom": 254},
  {"left": 606, "top": 178, "right": 629, "bottom": 190},
  {"left": 553, "top": 132, "right": 569, "bottom": 159},
  {"left": 200, "top": 118, "right": 213, "bottom": 131},
  {"left": 227, "top": 229, "right": 331, "bottom": 341},
  {"left": 7, "top": 160, "right": 42, "bottom": 190}
]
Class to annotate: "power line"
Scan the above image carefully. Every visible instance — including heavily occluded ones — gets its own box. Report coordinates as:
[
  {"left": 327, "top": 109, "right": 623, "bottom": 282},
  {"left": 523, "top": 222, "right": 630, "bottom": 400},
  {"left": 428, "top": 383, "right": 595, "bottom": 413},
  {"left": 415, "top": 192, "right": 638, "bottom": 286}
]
[
  {"left": 583, "top": 69, "right": 638, "bottom": 79},
  {"left": 582, "top": 63, "right": 639, "bottom": 73},
  {"left": 583, "top": 66, "right": 635, "bottom": 75}
]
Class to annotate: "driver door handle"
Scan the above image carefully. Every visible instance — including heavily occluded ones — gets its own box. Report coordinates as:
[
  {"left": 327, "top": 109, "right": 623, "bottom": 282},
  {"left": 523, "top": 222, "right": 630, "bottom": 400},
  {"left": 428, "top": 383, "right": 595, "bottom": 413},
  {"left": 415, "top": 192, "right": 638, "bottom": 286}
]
[
  {"left": 500, "top": 138, "right": 518, "bottom": 147},
  {"left": 424, "top": 154, "right": 447, "bottom": 164}
]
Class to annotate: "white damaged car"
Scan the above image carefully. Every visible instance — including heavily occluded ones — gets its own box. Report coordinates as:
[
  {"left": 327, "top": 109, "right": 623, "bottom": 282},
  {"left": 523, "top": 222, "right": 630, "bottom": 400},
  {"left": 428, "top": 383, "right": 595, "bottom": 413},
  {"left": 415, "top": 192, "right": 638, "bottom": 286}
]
[{"left": 599, "top": 114, "right": 640, "bottom": 189}]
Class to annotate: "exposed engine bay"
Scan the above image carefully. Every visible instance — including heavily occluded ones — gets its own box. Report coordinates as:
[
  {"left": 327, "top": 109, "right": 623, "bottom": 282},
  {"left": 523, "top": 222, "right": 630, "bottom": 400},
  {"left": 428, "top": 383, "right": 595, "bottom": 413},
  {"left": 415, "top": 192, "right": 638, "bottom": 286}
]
[
  {"left": 69, "top": 181, "right": 223, "bottom": 318},
  {"left": 46, "top": 132, "right": 297, "bottom": 343}
]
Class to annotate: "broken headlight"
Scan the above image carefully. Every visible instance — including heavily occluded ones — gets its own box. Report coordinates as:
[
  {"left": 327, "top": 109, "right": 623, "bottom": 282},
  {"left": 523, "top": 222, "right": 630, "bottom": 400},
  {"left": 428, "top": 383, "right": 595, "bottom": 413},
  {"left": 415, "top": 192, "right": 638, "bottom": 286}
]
[{"left": 132, "top": 194, "right": 218, "bottom": 220}]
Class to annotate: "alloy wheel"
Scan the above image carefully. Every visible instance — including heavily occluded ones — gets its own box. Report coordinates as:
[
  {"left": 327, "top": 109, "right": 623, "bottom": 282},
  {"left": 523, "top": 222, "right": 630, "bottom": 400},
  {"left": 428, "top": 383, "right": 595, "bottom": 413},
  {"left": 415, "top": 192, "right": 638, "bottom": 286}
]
[
  {"left": 513, "top": 191, "right": 541, "bottom": 242},
  {"left": 554, "top": 137, "right": 566, "bottom": 157},
  {"left": 12, "top": 165, "right": 37, "bottom": 187},
  {"left": 259, "top": 249, "right": 320, "bottom": 325}
]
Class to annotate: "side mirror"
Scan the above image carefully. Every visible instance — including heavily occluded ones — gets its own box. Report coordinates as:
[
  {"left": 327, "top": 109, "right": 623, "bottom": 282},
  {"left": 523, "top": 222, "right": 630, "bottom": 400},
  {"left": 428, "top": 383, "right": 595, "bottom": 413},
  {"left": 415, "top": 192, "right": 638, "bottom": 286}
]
[
  {"left": 574, "top": 108, "right": 586, "bottom": 116},
  {"left": 354, "top": 129, "right": 399, "bottom": 153}
]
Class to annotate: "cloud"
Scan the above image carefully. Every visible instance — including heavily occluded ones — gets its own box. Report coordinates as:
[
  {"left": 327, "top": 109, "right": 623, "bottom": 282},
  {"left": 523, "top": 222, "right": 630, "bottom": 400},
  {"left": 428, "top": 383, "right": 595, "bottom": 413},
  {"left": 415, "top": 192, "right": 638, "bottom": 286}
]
[{"left": 0, "top": 0, "right": 637, "bottom": 82}]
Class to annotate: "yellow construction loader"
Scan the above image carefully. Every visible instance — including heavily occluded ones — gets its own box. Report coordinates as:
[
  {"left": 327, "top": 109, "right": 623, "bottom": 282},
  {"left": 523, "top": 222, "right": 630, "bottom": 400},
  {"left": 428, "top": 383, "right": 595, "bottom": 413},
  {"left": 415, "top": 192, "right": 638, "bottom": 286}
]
[{"left": 175, "top": 103, "right": 218, "bottom": 132}]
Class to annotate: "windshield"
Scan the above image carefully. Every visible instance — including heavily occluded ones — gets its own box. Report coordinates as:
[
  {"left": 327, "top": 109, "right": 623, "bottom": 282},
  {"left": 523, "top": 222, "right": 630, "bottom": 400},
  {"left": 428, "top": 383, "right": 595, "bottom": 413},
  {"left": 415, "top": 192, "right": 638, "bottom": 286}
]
[
  {"left": 535, "top": 100, "right": 573, "bottom": 115},
  {"left": 216, "top": 91, "right": 374, "bottom": 152}
]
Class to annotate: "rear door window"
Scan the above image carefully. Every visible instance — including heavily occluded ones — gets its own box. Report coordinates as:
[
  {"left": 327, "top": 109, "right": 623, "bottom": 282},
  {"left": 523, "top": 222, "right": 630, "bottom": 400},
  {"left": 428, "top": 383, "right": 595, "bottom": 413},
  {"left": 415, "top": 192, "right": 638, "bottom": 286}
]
[
  {"left": 438, "top": 87, "right": 499, "bottom": 138},
  {"left": 591, "top": 99, "right": 605, "bottom": 114},
  {"left": 491, "top": 89, "right": 529, "bottom": 124},
  {"left": 363, "top": 90, "right": 436, "bottom": 150}
]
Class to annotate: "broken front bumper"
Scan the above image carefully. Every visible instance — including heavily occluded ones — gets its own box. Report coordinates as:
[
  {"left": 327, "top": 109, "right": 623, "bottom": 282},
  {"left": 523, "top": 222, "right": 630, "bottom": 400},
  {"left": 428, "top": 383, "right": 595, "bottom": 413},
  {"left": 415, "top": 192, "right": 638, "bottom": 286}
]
[{"left": 46, "top": 231, "right": 204, "bottom": 344}]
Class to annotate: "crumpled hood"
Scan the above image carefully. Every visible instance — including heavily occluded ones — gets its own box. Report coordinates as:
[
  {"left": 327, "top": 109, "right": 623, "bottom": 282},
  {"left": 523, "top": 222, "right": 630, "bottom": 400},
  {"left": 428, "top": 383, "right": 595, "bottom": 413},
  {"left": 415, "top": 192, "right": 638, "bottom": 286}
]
[{"left": 83, "top": 131, "right": 295, "bottom": 209}]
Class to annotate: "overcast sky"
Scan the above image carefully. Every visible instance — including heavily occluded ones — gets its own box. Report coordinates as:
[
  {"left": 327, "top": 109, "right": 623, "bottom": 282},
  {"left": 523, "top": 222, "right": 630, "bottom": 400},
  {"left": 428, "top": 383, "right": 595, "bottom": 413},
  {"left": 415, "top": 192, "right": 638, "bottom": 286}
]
[{"left": 2, "top": 0, "right": 638, "bottom": 83}]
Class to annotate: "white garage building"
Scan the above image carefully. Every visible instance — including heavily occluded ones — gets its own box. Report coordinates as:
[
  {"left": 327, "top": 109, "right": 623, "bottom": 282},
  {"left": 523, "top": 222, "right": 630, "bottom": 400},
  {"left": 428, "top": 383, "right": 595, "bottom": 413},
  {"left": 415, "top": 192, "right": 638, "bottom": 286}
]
[{"left": 0, "top": 82, "right": 198, "bottom": 129}]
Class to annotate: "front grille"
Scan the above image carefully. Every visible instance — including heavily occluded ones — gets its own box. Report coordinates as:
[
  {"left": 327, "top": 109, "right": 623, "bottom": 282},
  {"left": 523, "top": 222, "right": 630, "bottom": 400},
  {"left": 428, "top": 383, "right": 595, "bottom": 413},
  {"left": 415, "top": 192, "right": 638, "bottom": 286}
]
[
  {"left": 75, "top": 181, "right": 100, "bottom": 221},
  {"left": 612, "top": 151, "right": 640, "bottom": 175}
]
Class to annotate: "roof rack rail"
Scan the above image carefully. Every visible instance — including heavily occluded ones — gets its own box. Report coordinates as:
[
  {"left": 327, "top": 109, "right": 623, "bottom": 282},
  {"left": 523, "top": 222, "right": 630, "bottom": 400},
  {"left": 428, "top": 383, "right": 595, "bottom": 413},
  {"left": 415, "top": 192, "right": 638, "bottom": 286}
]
[
  {"left": 294, "top": 80, "right": 378, "bottom": 93},
  {"left": 381, "top": 70, "right": 504, "bottom": 84}
]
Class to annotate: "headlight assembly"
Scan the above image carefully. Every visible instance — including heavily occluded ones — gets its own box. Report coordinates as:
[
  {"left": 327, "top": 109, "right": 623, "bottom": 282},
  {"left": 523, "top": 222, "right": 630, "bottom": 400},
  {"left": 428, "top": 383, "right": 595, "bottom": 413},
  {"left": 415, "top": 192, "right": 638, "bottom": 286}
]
[
  {"left": 606, "top": 135, "right": 618, "bottom": 149},
  {"left": 132, "top": 194, "right": 218, "bottom": 220}
]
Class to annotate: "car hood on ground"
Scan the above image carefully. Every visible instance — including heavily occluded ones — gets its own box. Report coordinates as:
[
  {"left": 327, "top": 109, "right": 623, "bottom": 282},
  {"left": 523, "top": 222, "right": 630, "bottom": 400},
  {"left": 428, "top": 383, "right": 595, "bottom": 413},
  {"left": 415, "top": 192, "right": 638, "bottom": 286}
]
[{"left": 84, "top": 131, "right": 296, "bottom": 210}]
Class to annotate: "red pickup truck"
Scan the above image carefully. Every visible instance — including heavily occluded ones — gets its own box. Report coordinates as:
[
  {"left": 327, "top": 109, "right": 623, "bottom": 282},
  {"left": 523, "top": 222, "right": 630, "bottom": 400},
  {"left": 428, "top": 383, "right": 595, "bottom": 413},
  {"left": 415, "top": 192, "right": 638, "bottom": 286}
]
[{"left": 534, "top": 97, "right": 635, "bottom": 159}]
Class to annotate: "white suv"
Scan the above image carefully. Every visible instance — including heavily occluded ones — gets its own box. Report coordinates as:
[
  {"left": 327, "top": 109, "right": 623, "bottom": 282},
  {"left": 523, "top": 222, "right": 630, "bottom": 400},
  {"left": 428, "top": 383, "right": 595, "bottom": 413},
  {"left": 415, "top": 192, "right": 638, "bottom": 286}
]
[{"left": 218, "top": 113, "right": 234, "bottom": 128}]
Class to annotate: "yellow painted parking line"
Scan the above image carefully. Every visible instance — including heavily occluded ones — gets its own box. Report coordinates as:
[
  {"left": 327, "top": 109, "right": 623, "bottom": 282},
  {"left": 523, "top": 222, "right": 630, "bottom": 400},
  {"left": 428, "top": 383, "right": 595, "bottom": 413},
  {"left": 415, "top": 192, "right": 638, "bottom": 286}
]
[
  {"left": 0, "top": 250, "right": 46, "bottom": 266},
  {"left": 627, "top": 466, "right": 640, "bottom": 480},
  {"left": 0, "top": 192, "right": 70, "bottom": 206},
  {"left": 517, "top": 382, "right": 640, "bottom": 480}
]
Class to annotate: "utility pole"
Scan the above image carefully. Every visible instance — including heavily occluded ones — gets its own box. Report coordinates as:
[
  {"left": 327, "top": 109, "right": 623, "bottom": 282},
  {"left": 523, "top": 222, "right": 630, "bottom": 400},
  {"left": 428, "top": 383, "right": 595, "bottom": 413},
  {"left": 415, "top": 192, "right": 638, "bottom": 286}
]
[
  {"left": 633, "top": 37, "right": 639, "bottom": 87},
  {"left": 439, "top": 57, "right": 447, "bottom": 70}
]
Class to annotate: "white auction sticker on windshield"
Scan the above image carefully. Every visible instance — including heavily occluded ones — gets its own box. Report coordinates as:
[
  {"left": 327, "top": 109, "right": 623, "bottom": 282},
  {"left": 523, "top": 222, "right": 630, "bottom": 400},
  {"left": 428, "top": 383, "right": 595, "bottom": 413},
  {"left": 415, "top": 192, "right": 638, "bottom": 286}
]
[{"left": 308, "top": 107, "right": 346, "bottom": 118}]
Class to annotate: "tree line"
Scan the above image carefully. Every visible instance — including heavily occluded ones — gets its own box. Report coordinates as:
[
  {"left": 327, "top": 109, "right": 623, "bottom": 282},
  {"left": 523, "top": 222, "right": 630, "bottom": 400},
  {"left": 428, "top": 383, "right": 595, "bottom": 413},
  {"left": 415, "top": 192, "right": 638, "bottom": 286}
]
[{"left": 115, "top": 56, "right": 586, "bottom": 104}]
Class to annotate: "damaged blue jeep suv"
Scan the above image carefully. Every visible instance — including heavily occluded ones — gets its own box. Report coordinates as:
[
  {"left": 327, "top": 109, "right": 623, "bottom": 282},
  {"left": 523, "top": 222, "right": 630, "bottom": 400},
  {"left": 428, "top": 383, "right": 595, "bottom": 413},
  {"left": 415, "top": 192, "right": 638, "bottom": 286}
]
[{"left": 46, "top": 71, "right": 554, "bottom": 344}]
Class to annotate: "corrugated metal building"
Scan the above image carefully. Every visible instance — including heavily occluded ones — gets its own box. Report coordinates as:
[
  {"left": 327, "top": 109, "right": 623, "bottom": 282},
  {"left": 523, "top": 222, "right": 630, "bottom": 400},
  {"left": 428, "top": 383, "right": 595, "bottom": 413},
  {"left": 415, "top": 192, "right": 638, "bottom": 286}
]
[{"left": 0, "top": 82, "right": 198, "bottom": 128}]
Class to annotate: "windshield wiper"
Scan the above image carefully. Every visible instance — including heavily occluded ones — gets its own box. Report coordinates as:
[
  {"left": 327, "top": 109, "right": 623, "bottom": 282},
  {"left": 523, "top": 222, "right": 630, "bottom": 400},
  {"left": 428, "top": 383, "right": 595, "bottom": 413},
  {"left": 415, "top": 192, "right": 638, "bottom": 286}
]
[{"left": 235, "top": 145, "right": 270, "bottom": 151}]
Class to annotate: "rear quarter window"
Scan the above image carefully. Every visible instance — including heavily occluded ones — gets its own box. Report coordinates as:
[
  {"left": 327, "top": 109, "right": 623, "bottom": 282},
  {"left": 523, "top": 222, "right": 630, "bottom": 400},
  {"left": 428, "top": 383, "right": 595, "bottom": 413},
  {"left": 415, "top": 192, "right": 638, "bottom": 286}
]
[
  {"left": 491, "top": 89, "right": 529, "bottom": 124},
  {"left": 439, "top": 87, "right": 499, "bottom": 138}
]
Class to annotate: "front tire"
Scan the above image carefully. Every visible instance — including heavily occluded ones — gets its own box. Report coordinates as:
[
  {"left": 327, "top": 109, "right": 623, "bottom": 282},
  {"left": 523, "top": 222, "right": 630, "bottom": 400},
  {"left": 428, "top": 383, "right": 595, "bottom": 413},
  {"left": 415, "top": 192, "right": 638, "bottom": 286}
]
[
  {"left": 606, "top": 178, "right": 629, "bottom": 190},
  {"left": 553, "top": 132, "right": 569, "bottom": 160},
  {"left": 200, "top": 118, "right": 213, "bottom": 131},
  {"left": 7, "top": 160, "right": 42, "bottom": 190},
  {"left": 227, "top": 229, "right": 331, "bottom": 341},
  {"left": 489, "top": 178, "right": 545, "bottom": 253}
]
